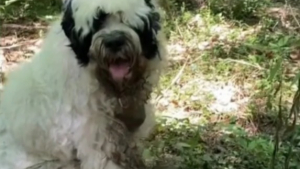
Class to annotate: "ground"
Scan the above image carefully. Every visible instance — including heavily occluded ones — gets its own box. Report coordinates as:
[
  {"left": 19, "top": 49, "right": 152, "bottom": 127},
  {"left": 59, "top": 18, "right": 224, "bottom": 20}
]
[{"left": 1, "top": 0, "right": 300, "bottom": 168}]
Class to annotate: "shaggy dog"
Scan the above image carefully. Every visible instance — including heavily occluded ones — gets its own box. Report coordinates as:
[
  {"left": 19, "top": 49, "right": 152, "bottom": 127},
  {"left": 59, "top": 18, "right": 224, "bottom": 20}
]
[{"left": 0, "top": 0, "right": 167, "bottom": 168}]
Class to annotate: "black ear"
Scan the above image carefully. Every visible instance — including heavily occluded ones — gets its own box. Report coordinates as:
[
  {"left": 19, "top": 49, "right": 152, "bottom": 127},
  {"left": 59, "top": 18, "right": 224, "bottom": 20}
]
[
  {"left": 134, "top": 9, "right": 161, "bottom": 60},
  {"left": 61, "top": 2, "right": 92, "bottom": 66},
  {"left": 144, "top": 0, "right": 161, "bottom": 33},
  {"left": 130, "top": 0, "right": 162, "bottom": 60},
  {"left": 148, "top": 11, "right": 161, "bottom": 34},
  {"left": 61, "top": 3, "right": 109, "bottom": 66}
]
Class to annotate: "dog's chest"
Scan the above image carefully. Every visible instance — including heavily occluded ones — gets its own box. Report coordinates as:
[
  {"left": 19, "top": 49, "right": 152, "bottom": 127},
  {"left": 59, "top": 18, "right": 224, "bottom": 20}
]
[{"left": 48, "top": 91, "right": 146, "bottom": 168}]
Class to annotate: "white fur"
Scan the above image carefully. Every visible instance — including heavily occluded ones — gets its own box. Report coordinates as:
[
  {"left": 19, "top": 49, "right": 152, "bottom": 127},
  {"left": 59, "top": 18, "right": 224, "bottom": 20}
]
[
  {"left": 0, "top": 0, "right": 167, "bottom": 168},
  {"left": 68, "top": 0, "right": 152, "bottom": 38}
]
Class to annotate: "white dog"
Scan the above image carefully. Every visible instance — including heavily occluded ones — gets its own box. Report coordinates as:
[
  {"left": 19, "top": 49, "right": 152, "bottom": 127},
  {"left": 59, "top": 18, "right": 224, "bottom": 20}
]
[{"left": 0, "top": 0, "right": 167, "bottom": 168}]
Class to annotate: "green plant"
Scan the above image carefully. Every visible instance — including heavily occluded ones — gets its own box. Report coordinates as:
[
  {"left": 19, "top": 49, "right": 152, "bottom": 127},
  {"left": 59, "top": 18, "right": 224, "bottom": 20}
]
[
  {"left": 0, "top": 0, "right": 61, "bottom": 21},
  {"left": 208, "top": 0, "right": 270, "bottom": 21}
]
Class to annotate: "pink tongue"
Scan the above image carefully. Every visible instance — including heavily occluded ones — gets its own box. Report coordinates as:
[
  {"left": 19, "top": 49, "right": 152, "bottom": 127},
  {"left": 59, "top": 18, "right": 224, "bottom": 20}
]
[{"left": 109, "top": 63, "right": 130, "bottom": 81}]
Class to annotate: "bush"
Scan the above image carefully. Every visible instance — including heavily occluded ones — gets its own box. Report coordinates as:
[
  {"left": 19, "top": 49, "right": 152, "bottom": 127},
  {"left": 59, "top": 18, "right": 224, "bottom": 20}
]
[
  {"left": 207, "top": 0, "right": 270, "bottom": 21},
  {"left": 0, "top": 0, "right": 61, "bottom": 21}
]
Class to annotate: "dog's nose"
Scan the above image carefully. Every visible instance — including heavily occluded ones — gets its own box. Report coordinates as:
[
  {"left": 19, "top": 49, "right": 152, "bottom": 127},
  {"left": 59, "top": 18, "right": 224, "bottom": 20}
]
[{"left": 103, "top": 31, "right": 126, "bottom": 51}]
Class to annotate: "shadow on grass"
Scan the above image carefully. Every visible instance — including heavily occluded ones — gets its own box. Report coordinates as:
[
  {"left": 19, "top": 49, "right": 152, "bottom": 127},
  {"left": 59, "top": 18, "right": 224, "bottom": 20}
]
[{"left": 144, "top": 113, "right": 300, "bottom": 169}]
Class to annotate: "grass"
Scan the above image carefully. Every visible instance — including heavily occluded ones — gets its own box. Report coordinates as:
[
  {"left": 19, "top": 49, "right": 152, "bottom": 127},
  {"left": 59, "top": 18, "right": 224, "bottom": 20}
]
[
  {"left": 0, "top": 0, "right": 61, "bottom": 22},
  {"left": 1, "top": 0, "right": 300, "bottom": 168}
]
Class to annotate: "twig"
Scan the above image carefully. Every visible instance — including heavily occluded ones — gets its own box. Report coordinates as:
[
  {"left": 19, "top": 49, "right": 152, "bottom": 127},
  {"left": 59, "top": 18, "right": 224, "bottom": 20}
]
[
  {"left": 0, "top": 44, "right": 24, "bottom": 50},
  {"left": 287, "top": 5, "right": 300, "bottom": 28},
  {"left": 4, "top": 0, "right": 18, "bottom": 6},
  {"left": 2, "top": 24, "right": 49, "bottom": 30},
  {"left": 282, "top": 77, "right": 300, "bottom": 169},
  {"left": 154, "top": 57, "right": 189, "bottom": 104},
  {"left": 181, "top": 78, "right": 204, "bottom": 89},
  {"left": 224, "top": 58, "right": 264, "bottom": 70},
  {"left": 0, "top": 48, "right": 4, "bottom": 76},
  {"left": 170, "top": 59, "right": 188, "bottom": 85},
  {"left": 270, "top": 78, "right": 283, "bottom": 169},
  {"left": 0, "top": 39, "right": 41, "bottom": 50}
]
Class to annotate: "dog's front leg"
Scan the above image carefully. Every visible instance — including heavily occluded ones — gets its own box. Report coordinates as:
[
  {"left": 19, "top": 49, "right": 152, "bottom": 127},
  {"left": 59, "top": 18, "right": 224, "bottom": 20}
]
[
  {"left": 78, "top": 147, "right": 124, "bottom": 169},
  {"left": 76, "top": 120, "right": 146, "bottom": 169},
  {"left": 74, "top": 118, "right": 125, "bottom": 169}
]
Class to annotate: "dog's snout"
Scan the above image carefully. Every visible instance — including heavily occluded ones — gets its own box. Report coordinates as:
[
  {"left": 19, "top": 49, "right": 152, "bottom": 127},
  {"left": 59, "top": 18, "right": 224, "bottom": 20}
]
[{"left": 103, "top": 31, "right": 126, "bottom": 51}]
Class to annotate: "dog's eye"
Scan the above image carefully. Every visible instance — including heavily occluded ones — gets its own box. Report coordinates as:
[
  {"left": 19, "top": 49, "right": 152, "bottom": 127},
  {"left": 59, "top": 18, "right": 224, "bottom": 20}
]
[
  {"left": 92, "top": 9, "right": 109, "bottom": 32},
  {"left": 116, "top": 11, "right": 124, "bottom": 22}
]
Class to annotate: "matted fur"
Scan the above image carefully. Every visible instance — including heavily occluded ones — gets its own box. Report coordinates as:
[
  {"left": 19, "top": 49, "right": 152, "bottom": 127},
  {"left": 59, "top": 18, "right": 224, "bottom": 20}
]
[{"left": 0, "top": 0, "right": 167, "bottom": 168}]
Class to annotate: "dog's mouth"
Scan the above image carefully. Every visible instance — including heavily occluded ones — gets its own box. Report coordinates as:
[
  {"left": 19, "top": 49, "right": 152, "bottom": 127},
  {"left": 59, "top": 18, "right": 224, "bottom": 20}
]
[{"left": 108, "top": 58, "right": 132, "bottom": 82}]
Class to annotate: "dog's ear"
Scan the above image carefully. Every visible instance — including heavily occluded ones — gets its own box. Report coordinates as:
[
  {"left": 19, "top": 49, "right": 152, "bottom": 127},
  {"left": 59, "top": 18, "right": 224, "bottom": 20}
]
[
  {"left": 61, "top": 2, "right": 92, "bottom": 66},
  {"left": 92, "top": 8, "right": 108, "bottom": 32},
  {"left": 144, "top": 0, "right": 161, "bottom": 33},
  {"left": 148, "top": 11, "right": 161, "bottom": 34},
  {"left": 133, "top": 1, "right": 161, "bottom": 60},
  {"left": 61, "top": 3, "right": 109, "bottom": 66}
]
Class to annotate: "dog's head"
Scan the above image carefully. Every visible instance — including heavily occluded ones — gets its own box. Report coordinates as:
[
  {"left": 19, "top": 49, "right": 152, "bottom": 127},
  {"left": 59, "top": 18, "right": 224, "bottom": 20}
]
[{"left": 61, "top": 0, "right": 165, "bottom": 96}]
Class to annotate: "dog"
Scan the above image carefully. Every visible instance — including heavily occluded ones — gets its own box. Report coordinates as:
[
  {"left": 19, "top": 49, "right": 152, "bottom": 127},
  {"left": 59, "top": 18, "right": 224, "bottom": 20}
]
[{"left": 0, "top": 0, "right": 167, "bottom": 168}]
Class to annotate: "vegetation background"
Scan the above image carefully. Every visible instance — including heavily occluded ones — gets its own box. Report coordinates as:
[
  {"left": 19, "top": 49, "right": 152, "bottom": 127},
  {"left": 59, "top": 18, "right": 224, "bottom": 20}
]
[{"left": 1, "top": 0, "right": 300, "bottom": 168}]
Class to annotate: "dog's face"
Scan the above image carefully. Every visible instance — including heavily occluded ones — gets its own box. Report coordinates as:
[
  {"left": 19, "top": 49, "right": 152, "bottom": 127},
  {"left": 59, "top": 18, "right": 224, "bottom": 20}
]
[{"left": 61, "top": 0, "right": 163, "bottom": 93}]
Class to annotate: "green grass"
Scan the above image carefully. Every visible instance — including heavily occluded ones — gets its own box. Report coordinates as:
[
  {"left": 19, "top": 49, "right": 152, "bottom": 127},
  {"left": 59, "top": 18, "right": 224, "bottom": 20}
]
[
  {"left": 0, "top": 0, "right": 61, "bottom": 22},
  {"left": 150, "top": 0, "right": 300, "bottom": 168},
  {"left": 1, "top": 0, "right": 300, "bottom": 168},
  {"left": 144, "top": 117, "right": 300, "bottom": 169}
]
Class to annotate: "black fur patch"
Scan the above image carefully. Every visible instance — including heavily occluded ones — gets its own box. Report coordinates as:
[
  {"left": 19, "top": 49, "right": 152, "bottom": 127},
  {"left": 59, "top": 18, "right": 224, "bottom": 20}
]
[
  {"left": 129, "top": 0, "right": 162, "bottom": 60},
  {"left": 93, "top": 8, "right": 108, "bottom": 31},
  {"left": 144, "top": 0, "right": 154, "bottom": 9},
  {"left": 133, "top": 10, "right": 161, "bottom": 60},
  {"left": 61, "top": 2, "right": 108, "bottom": 66}
]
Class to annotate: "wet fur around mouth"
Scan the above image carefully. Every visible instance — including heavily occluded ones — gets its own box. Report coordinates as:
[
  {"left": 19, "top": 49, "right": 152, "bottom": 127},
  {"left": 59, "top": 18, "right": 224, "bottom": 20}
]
[{"left": 94, "top": 51, "right": 151, "bottom": 132}]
